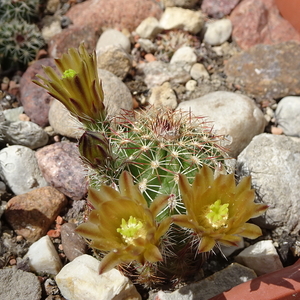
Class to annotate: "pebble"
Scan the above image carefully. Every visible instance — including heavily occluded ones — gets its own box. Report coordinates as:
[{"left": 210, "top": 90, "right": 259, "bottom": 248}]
[
  {"left": 56, "top": 254, "right": 142, "bottom": 300},
  {"left": 170, "top": 46, "right": 197, "bottom": 70},
  {"left": 3, "top": 106, "right": 24, "bottom": 122},
  {"left": 96, "top": 45, "right": 132, "bottom": 80},
  {"left": 225, "top": 41, "right": 300, "bottom": 100},
  {"left": 1, "top": 121, "right": 49, "bottom": 149},
  {"left": 155, "top": 263, "right": 256, "bottom": 300},
  {"left": 159, "top": 7, "right": 204, "bottom": 34},
  {"left": 36, "top": 142, "right": 87, "bottom": 200},
  {"left": 24, "top": 235, "right": 63, "bottom": 275},
  {"left": 41, "top": 18, "right": 62, "bottom": 42},
  {"left": 0, "top": 145, "right": 48, "bottom": 195},
  {"left": 148, "top": 82, "right": 178, "bottom": 109},
  {"left": 237, "top": 133, "right": 300, "bottom": 233},
  {"left": 185, "top": 79, "right": 197, "bottom": 91},
  {"left": 203, "top": 19, "right": 232, "bottom": 46},
  {"left": 275, "top": 96, "right": 300, "bottom": 137},
  {"left": 96, "top": 29, "right": 131, "bottom": 53},
  {"left": 4, "top": 186, "right": 67, "bottom": 242},
  {"left": 138, "top": 38, "right": 157, "bottom": 53},
  {"left": 135, "top": 17, "right": 162, "bottom": 39},
  {"left": 201, "top": 0, "right": 240, "bottom": 18},
  {"left": 190, "top": 63, "right": 210, "bottom": 80},
  {"left": 162, "top": 0, "right": 198, "bottom": 8},
  {"left": 235, "top": 240, "right": 283, "bottom": 276},
  {"left": 60, "top": 223, "right": 87, "bottom": 261},
  {"left": 0, "top": 267, "right": 42, "bottom": 300},
  {"left": 177, "top": 91, "right": 266, "bottom": 157}
]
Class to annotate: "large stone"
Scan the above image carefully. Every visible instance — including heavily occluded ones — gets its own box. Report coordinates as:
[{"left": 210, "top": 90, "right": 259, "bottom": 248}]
[
  {"left": 177, "top": 91, "right": 265, "bottom": 157},
  {"left": 237, "top": 133, "right": 300, "bottom": 233},
  {"left": 224, "top": 41, "right": 300, "bottom": 100}
]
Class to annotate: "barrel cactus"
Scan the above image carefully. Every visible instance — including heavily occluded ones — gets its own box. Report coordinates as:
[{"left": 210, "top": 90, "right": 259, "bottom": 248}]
[{"left": 34, "top": 44, "right": 267, "bottom": 287}]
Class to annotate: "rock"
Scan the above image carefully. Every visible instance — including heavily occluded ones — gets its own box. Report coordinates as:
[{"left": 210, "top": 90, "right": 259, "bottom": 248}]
[
  {"left": 0, "top": 145, "right": 48, "bottom": 195},
  {"left": 155, "top": 263, "right": 256, "bottom": 300},
  {"left": 185, "top": 80, "right": 197, "bottom": 91},
  {"left": 224, "top": 41, "right": 300, "bottom": 100},
  {"left": 135, "top": 17, "right": 162, "bottom": 39},
  {"left": 230, "top": 0, "right": 300, "bottom": 50},
  {"left": 60, "top": 223, "right": 87, "bottom": 261},
  {"left": 1, "top": 121, "right": 49, "bottom": 149},
  {"left": 203, "top": 19, "right": 232, "bottom": 46},
  {"left": 56, "top": 254, "right": 141, "bottom": 300},
  {"left": 41, "top": 18, "right": 62, "bottom": 42},
  {"left": 162, "top": 0, "right": 199, "bottom": 8},
  {"left": 237, "top": 133, "right": 300, "bottom": 233},
  {"left": 177, "top": 91, "right": 266, "bottom": 157},
  {"left": 137, "top": 60, "right": 191, "bottom": 88},
  {"left": 96, "top": 45, "right": 132, "bottom": 80},
  {"left": 170, "top": 46, "right": 197, "bottom": 70},
  {"left": 98, "top": 69, "right": 133, "bottom": 117},
  {"left": 24, "top": 235, "right": 63, "bottom": 275},
  {"left": 48, "top": 100, "right": 84, "bottom": 139},
  {"left": 137, "top": 38, "right": 157, "bottom": 53},
  {"left": 159, "top": 7, "right": 204, "bottom": 34},
  {"left": 66, "top": 0, "right": 162, "bottom": 33},
  {"left": 0, "top": 267, "right": 42, "bottom": 300},
  {"left": 148, "top": 82, "right": 178, "bottom": 109},
  {"left": 96, "top": 29, "right": 131, "bottom": 53},
  {"left": 36, "top": 142, "right": 87, "bottom": 200},
  {"left": 4, "top": 186, "right": 67, "bottom": 242},
  {"left": 20, "top": 58, "right": 55, "bottom": 127},
  {"left": 275, "top": 96, "right": 300, "bottom": 137},
  {"left": 190, "top": 63, "right": 210, "bottom": 80},
  {"left": 201, "top": 0, "right": 240, "bottom": 18},
  {"left": 235, "top": 240, "right": 283, "bottom": 276},
  {"left": 3, "top": 106, "right": 24, "bottom": 122}
]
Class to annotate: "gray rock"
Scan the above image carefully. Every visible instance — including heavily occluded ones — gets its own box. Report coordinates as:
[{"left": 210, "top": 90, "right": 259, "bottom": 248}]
[
  {"left": 237, "top": 133, "right": 300, "bottom": 233},
  {"left": 177, "top": 91, "right": 266, "bottom": 157},
  {"left": 275, "top": 96, "right": 300, "bottom": 137},
  {"left": 204, "top": 19, "right": 232, "bottom": 46},
  {"left": 190, "top": 63, "right": 210, "bottom": 80},
  {"left": 0, "top": 267, "right": 42, "bottom": 300},
  {"left": 138, "top": 38, "right": 157, "bottom": 53},
  {"left": 148, "top": 82, "right": 178, "bottom": 109},
  {"left": 3, "top": 106, "right": 24, "bottom": 122},
  {"left": 1, "top": 121, "right": 49, "bottom": 149},
  {"left": 0, "top": 145, "right": 48, "bottom": 195},
  {"left": 170, "top": 46, "right": 197, "bottom": 71},
  {"left": 135, "top": 17, "right": 162, "bottom": 39}
]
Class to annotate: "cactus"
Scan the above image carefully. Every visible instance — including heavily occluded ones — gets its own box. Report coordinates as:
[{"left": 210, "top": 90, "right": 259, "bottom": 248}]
[{"left": 34, "top": 44, "right": 267, "bottom": 287}]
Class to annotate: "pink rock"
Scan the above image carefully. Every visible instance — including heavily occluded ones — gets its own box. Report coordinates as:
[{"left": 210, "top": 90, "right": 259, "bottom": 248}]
[
  {"left": 5, "top": 186, "right": 67, "bottom": 242},
  {"left": 201, "top": 0, "right": 241, "bottom": 18},
  {"left": 36, "top": 142, "right": 87, "bottom": 200},
  {"left": 230, "top": 0, "right": 300, "bottom": 49},
  {"left": 19, "top": 58, "right": 56, "bottom": 127}
]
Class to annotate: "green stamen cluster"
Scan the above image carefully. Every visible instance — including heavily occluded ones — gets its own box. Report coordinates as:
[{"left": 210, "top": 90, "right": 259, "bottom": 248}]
[
  {"left": 205, "top": 199, "right": 229, "bottom": 229},
  {"left": 62, "top": 69, "right": 77, "bottom": 79},
  {"left": 117, "top": 216, "right": 144, "bottom": 244}
]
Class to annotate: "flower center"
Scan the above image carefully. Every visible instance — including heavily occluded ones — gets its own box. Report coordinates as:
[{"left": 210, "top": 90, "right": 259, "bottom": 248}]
[
  {"left": 205, "top": 199, "right": 229, "bottom": 229},
  {"left": 62, "top": 69, "right": 77, "bottom": 79},
  {"left": 117, "top": 216, "right": 145, "bottom": 244}
]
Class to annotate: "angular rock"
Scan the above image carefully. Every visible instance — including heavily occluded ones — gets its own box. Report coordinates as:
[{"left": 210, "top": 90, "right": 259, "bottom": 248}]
[
  {"left": 177, "top": 91, "right": 266, "bottom": 157},
  {"left": 24, "top": 235, "right": 63, "bottom": 275},
  {"left": 36, "top": 142, "right": 87, "bottom": 200},
  {"left": 0, "top": 145, "right": 48, "bottom": 195},
  {"left": 235, "top": 240, "right": 283, "bottom": 276},
  {"left": 190, "top": 63, "right": 210, "bottom": 80},
  {"left": 237, "top": 133, "right": 300, "bottom": 233},
  {"left": 203, "top": 19, "right": 232, "bottom": 46},
  {"left": 170, "top": 46, "right": 197, "bottom": 68},
  {"left": 225, "top": 41, "right": 300, "bottom": 100},
  {"left": 3, "top": 106, "right": 24, "bottom": 122},
  {"left": 148, "top": 82, "right": 178, "bottom": 109},
  {"left": 5, "top": 186, "right": 67, "bottom": 242},
  {"left": 201, "top": 0, "right": 240, "bottom": 18},
  {"left": 135, "top": 17, "right": 162, "bottom": 39},
  {"left": 56, "top": 254, "right": 141, "bottom": 300},
  {"left": 20, "top": 58, "right": 55, "bottom": 127},
  {"left": 0, "top": 267, "right": 42, "bottom": 300},
  {"left": 230, "top": 0, "right": 300, "bottom": 50}
]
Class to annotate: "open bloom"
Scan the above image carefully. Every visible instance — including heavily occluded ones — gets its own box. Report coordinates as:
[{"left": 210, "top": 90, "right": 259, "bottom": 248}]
[
  {"left": 172, "top": 165, "right": 268, "bottom": 253},
  {"left": 76, "top": 171, "right": 172, "bottom": 274},
  {"left": 33, "top": 43, "right": 105, "bottom": 125}
]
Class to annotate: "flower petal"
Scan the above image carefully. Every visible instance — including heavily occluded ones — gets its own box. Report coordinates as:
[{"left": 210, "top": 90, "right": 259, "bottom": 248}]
[
  {"left": 149, "top": 194, "right": 170, "bottom": 217},
  {"left": 172, "top": 215, "right": 197, "bottom": 229},
  {"left": 239, "top": 223, "right": 263, "bottom": 239},
  {"left": 99, "top": 251, "right": 125, "bottom": 274},
  {"left": 144, "top": 244, "right": 163, "bottom": 262},
  {"left": 198, "top": 236, "right": 216, "bottom": 253}
]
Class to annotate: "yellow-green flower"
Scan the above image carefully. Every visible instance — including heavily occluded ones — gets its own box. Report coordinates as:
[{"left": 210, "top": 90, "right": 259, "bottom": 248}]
[
  {"left": 76, "top": 171, "right": 172, "bottom": 274},
  {"left": 33, "top": 43, "right": 105, "bottom": 125},
  {"left": 172, "top": 165, "right": 268, "bottom": 253}
]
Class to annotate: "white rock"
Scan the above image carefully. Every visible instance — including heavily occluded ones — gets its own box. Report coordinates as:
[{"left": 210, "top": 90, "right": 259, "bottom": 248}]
[
  {"left": 204, "top": 19, "right": 232, "bottom": 46},
  {"left": 56, "top": 254, "right": 141, "bottom": 300},
  {"left": 170, "top": 46, "right": 197, "bottom": 68},
  {"left": 176, "top": 91, "right": 266, "bottom": 157},
  {"left": 185, "top": 80, "right": 197, "bottom": 91},
  {"left": 42, "top": 19, "right": 62, "bottom": 42},
  {"left": 3, "top": 106, "right": 24, "bottom": 122},
  {"left": 0, "top": 145, "right": 48, "bottom": 195},
  {"left": 138, "top": 38, "right": 156, "bottom": 53},
  {"left": 235, "top": 240, "right": 283, "bottom": 276},
  {"left": 24, "top": 235, "right": 62, "bottom": 275},
  {"left": 159, "top": 7, "right": 204, "bottom": 34},
  {"left": 190, "top": 63, "right": 210, "bottom": 80},
  {"left": 96, "top": 29, "right": 131, "bottom": 53},
  {"left": 148, "top": 82, "right": 178, "bottom": 109},
  {"left": 135, "top": 17, "right": 162, "bottom": 39}
]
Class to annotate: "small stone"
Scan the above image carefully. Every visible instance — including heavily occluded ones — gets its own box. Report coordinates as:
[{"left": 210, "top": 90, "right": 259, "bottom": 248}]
[
  {"left": 190, "top": 63, "right": 210, "bottom": 80},
  {"left": 148, "top": 82, "right": 178, "bottom": 109},
  {"left": 42, "top": 19, "right": 62, "bottom": 42},
  {"left": 185, "top": 80, "right": 197, "bottom": 91},
  {"left": 201, "top": 0, "right": 240, "bottom": 19},
  {"left": 235, "top": 240, "right": 283, "bottom": 276},
  {"left": 135, "top": 17, "right": 162, "bottom": 39},
  {"left": 271, "top": 126, "right": 284, "bottom": 135},
  {"left": 138, "top": 38, "right": 157, "bottom": 53},
  {"left": 204, "top": 19, "right": 232, "bottom": 46},
  {"left": 24, "top": 235, "right": 63, "bottom": 275},
  {"left": 170, "top": 46, "right": 197, "bottom": 69},
  {"left": 56, "top": 254, "right": 141, "bottom": 300},
  {"left": 3, "top": 106, "right": 24, "bottom": 122}
]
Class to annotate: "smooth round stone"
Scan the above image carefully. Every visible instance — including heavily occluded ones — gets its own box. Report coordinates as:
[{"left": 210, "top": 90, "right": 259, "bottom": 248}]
[{"left": 204, "top": 18, "right": 232, "bottom": 46}]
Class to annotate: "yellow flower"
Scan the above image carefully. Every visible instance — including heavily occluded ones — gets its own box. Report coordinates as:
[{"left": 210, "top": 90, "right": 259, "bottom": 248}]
[
  {"left": 33, "top": 43, "right": 105, "bottom": 125},
  {"left": 172, "top": 165, "right": 268, "bottom": 253},
  {"left": 76, "top": 171, "right": 172, "bottom": 274}
]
